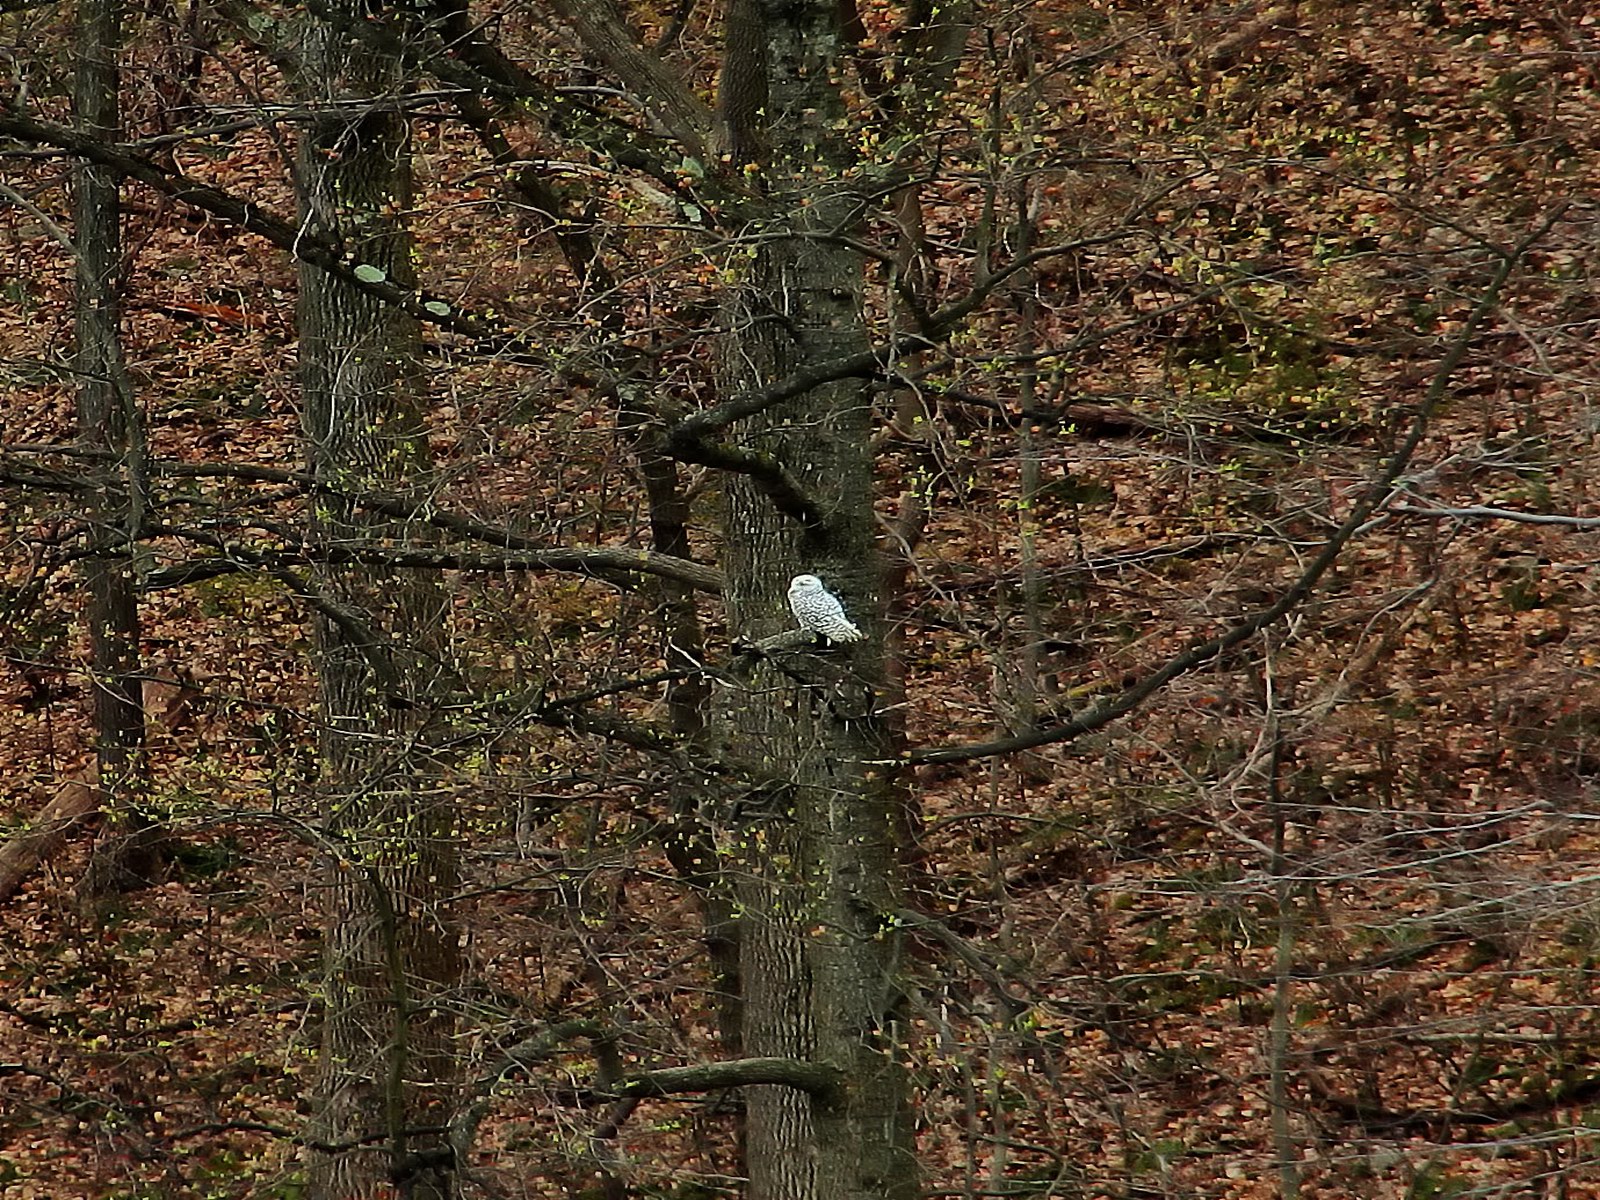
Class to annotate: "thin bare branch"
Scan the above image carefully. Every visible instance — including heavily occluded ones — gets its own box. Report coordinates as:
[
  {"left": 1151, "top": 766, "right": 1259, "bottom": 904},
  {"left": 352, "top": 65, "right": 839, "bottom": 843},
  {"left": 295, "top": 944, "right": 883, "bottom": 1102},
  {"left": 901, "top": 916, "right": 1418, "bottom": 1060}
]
[
  {"left": 909, "top": 205, "right": 1568, "bottom": 766},
  {"left": 1391, "top": 501, "right": 1600, "bottom": 529},
  {"left": 0, "top": 111, "right": 503, "bottom": 341}
]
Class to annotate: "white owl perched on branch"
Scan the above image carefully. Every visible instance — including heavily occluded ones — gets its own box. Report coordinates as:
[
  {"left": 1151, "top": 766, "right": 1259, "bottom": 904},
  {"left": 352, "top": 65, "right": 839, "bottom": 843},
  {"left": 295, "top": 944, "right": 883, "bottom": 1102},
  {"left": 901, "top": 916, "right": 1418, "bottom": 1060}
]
[{"left": 788, "top": 574, "right": 865, "bottom": 643}]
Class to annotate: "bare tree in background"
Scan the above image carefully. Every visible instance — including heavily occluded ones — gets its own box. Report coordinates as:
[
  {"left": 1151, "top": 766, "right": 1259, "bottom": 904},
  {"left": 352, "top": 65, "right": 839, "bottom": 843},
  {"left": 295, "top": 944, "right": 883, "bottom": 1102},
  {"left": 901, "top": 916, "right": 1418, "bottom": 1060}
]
[
  {"left": 73, "top": 0, "right": 160, "bottom": 895},
  {"left": 292, "top": 7, "right": 462, "bottom": 1196}
]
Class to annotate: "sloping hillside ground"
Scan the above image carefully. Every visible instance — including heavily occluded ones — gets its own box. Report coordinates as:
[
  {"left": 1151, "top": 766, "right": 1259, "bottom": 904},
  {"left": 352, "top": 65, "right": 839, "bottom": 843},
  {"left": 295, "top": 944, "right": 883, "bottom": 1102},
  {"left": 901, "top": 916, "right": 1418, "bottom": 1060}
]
[{"left": 3, "top": 0, "right": 1600, "bottom": 1196}]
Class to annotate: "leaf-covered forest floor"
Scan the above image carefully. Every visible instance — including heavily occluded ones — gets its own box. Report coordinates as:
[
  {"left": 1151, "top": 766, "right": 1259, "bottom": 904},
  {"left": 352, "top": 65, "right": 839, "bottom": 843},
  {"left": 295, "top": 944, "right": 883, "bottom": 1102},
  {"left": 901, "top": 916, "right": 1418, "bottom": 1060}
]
[{"left": 4, "top": 0, "right": 1600, "bottom": 1195}]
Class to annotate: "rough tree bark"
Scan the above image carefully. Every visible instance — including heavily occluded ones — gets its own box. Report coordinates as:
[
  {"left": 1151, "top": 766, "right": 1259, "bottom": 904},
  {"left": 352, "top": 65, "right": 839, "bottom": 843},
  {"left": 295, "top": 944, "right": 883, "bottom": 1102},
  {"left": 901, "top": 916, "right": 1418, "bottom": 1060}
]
[
  {"left": 716, "top": 1, "right": 918, "bottom": 1196},
  {"left": 295, "top": 10, "right": 461, "bottom": 1198},
  {"left": 73, "top": 0, "right": 159, "bottom": 895}
]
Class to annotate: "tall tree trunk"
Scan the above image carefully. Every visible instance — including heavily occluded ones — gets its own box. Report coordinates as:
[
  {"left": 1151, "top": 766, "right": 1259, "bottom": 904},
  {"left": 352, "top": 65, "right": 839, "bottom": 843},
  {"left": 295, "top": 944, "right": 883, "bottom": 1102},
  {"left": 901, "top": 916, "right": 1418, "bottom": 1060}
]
[
  {"left": 74, "top": 0, "right": 158, "bottom": 895},
  {"left": 296, "top": 13, "right": 461, "bottom": 1199},
  {"left": 718, "top": 2, "right": 917, "bottom": 1196}
]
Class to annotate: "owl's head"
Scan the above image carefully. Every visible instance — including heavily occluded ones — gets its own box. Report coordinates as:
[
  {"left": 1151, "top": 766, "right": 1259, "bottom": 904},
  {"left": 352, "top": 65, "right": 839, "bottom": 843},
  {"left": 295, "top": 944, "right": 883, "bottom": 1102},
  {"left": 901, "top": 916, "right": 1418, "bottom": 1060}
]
[{"left": 789, "top": 574, "right": 823, "bottom": 596}]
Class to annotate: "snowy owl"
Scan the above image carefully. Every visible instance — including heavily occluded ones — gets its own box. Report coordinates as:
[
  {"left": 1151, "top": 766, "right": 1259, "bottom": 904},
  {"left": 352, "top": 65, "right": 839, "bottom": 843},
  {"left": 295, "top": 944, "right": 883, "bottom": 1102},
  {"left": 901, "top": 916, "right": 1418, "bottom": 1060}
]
[{"left": 788, "top": 574, "right": 864, "bottom": 643}]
